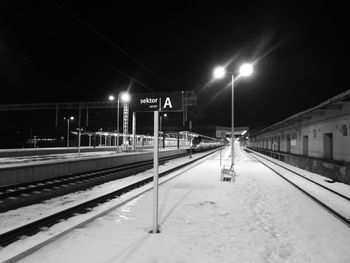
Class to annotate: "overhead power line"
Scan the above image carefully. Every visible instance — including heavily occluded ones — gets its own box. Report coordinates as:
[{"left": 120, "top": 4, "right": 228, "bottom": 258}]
[
  {"left": 49, "top": 0, "right": 171, "bottom": 89},
  {"left": 49, "top": 0, "right": 145, "bottom": 67},
  {"left": 0, "top": 1, "right": 155, "bottom": 92}
]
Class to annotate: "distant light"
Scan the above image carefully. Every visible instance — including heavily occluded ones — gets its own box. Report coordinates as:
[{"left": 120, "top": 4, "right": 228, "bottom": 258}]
[
  {"left": 213, "top": 66, "right": 226, "bottom": 79},
  {"left": 121, "top": 92, "right": 130, "bottom": 103},
  {"left": 239, "top": 63, "right": 253, "bottom": 77},
  {"left": 108, "top": 95, "right": 115, "bottom": 101},
  {"left": 70, "top": 116, "right": 74, "bottom": 120},
  {"left": 164, "top": 113, "right": 167, "bottom": 117}
]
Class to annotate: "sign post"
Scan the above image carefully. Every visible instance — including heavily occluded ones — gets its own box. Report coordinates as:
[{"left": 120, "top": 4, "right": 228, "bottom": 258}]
[
  {"left": 153, "top": 111, "right": 159, "bottom": 233},
  {"left": 131, "top": 91, "right": 184, "bottom": 234}
]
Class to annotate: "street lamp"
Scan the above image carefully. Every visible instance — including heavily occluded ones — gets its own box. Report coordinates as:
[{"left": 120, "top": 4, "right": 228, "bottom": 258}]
[
  {"left": 213, "top": 63, "right": 254, "bottom": 167},
  {"left": 109, "top": 92, "right": 130, "bottom": 146},
  {"left": 121, "top": 92, "right": 130, "bottom": 103},
  {"left": 64, "top": 116, "right": 74, "bottom": 148}
]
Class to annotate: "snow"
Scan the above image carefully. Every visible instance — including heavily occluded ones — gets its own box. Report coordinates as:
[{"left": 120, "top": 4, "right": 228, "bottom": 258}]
[
  {"left": 0, "top": 150, "right": 210, "bottom": 234},
  {"left": 0, "top": 150, "right": 150, "bottom": 168},
  {"left": 2, "top": 145, "right": 350, "bottom": 262},
  {"left": 249, "top": 151, "right": 350, "bottom": 220},
  {"left": 249, "top": 149, "right": 350, "bottom": 198},
  {"left": 0, "top": 147, "right": 186, "bottom": 169}
]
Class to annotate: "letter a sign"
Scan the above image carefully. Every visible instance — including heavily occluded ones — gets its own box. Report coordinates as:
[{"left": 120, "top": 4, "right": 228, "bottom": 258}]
[
  {"left": 132, "top": 91, "right": 184, "bottom": 112},
  {"left": 163, "top": 97, "right": 173, "bottom": 109}
]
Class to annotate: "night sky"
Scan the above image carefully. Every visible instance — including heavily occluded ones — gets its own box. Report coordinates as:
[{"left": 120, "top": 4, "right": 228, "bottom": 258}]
[{"left": 0, "top": 1, "right": 348, "bottom": 146}]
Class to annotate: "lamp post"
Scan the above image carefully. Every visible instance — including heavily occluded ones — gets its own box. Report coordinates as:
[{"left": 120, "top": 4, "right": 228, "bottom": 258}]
[
  {"left": 160, "top": 113, "right": 167, "bottom": 149},
  {"left": 64, "top": 116, "right": 74, "bottom": 148},
  {"left": 213, "top": 63, "right": 253, "bottom": 167},
  {"left": 109, "top": 95, "right": 120, "bottom": 146}
]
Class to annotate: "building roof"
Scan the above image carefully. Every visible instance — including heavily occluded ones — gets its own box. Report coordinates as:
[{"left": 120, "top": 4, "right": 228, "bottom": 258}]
[{"left": 250, "top": 89, "right": 350, "bottom": 136}]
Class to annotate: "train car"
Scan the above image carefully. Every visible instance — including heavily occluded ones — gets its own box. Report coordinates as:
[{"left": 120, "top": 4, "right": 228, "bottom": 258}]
[{"left": 191, "top": 136, "right": 222, "bottom": 152}]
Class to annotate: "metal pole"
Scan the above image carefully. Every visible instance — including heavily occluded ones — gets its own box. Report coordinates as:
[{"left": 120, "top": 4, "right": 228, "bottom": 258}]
[
  {"left": 177, "top": 132, "right": 180, "bottom": 149},
  {"left": 67, "top": 119, "right": 70, "bottom": 148},
  {"left": 159, "top": 116, "right": 162, "bottom": 150},
  {"left": 55, "top": 105, "right": 58, "bottom": 127},
  {"left": 132, "top": 112, "right": 136, "bottom": 151},
  {"left": 153, "top": 110, "right": 159, "bottom": 234},
  {"left": 78, "top": 106, "right": 81, "bottom": 128},
  {"left": 117, "top": 99, "right": 120, "bottom": 146},
  {"left": 78, "top": 129, "right": 81, "bottom": 156},
  {"left": 160, "top": 116, "right": 162, "bottom": 133},
  {"left": 189, "top": 121, "right": 192, "bottom": 158},
  {"left": 86, "top": 106, "right": 89, "bottom": 127},
  {"left": 231, "top": 74, "right": 235, "bottom": 167}
]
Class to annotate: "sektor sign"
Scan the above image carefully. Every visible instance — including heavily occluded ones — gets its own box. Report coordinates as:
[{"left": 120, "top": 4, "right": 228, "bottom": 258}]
[{"left": 132, "top": 91, "right": 184, "bottom": 112}]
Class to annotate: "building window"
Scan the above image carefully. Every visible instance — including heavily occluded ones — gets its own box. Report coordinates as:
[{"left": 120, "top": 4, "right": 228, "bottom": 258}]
[
  {"left": 292, "top": 131, "right": 298, "bottom": 139},
  {"left": 342, "top": 124, "right": 348, "bottom": 136},
  {"left": 313, "top": 129, "right": 317, "bottom": 138}
]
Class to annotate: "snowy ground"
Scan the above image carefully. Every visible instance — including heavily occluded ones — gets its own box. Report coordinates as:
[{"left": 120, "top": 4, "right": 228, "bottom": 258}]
[{"left": 2, "top": 145, "right": 350, "bottom": 262}]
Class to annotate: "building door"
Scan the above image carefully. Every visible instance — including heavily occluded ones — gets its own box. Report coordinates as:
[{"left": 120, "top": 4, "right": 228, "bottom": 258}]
[
  {"left": 303, "top": 135, "right": 308, "bottom": 156},
  {"left": 277, "top": 136, "right": 281, "bottom": 152},
  {"left": 286, "top": 134, "right": 291, "bottom": 153},
  {"left": 323, "top": 133, "right": 333, "bottom": 160}
]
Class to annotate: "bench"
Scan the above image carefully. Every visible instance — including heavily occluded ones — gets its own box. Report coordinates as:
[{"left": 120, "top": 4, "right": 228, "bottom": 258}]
[{"left": 221, "top": 164, "right": 235, "bottom": 182}]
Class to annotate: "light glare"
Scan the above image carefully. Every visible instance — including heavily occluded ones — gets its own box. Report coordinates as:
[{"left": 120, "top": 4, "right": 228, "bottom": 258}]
[
  {"left": 239, "top": 63, "right": 253, "bottom": 77},
  {"left": 121, "top": 92, "right": 130, "bottom": 102},
  {"left": 213, "top": 66, "right": 226, "bottom": 79},
  {"left": 108, "top": 95, "right": 115, "bottom": 101}
]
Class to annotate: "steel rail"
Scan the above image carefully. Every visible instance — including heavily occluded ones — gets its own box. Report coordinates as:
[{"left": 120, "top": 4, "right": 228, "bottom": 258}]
[
  {"left": 0, "top": 153, "right": 187, "bottom": 200},
  {"left": 245, "top": 149, "right": 350, "bottom": 202}
]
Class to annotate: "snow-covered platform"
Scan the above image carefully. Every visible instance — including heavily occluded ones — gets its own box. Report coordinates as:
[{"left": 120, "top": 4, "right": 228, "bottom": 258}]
[
  {"left": 13, "top": 146, "right": 350, "bottom": 262},
  {"left": 0, "top": 148, "right": 186, "bottom": 186}
]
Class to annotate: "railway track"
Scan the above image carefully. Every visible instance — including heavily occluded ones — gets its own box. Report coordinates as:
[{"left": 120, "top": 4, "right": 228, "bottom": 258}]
[
  {"left": 0, "top": 148, "right": 221, "bottom": 247},
  {"left": 0, "top": 153, "right": 188, "bottom": 212},
  {"left": 245, "top": 148, "right": 350, "bottom": 227}
]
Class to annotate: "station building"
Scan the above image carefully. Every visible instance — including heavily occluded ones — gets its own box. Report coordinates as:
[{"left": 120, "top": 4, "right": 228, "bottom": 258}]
[{"left": 248, "top": 89, "right": 350, "bottom": 185}]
